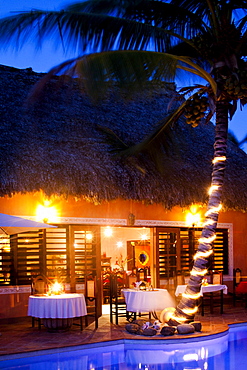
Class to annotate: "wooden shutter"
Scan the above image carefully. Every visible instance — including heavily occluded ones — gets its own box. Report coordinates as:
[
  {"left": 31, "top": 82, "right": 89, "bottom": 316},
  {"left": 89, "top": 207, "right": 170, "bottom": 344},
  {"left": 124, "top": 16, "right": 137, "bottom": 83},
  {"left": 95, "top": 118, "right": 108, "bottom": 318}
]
[
  {"left": 0, "top": 235, "right": 11, "bottom": 284},
  {"left": 10, "top": 231, "right": 42, "bottom": 285}
]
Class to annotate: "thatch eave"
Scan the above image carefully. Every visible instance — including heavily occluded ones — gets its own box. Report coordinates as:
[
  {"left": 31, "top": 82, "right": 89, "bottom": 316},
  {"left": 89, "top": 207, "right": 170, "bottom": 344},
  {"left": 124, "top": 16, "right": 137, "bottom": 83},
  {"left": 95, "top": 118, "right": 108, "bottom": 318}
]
[{"left": 0, "top": 65, "right": 247, "bottom": 211}]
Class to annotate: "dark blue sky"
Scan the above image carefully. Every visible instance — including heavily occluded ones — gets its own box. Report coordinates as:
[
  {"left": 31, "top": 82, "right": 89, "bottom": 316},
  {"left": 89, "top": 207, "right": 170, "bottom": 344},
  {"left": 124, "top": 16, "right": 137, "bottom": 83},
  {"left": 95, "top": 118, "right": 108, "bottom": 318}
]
[{"left": 0, "top": 0, "right": 247, "bottom": 150}]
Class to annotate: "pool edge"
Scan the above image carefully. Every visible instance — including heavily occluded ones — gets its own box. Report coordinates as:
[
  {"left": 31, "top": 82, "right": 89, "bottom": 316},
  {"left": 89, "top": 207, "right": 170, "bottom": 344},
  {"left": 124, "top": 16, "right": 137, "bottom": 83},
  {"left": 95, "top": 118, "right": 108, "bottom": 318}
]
[{"left": 0, "top": 325, "right": 232, "bottom": 362}]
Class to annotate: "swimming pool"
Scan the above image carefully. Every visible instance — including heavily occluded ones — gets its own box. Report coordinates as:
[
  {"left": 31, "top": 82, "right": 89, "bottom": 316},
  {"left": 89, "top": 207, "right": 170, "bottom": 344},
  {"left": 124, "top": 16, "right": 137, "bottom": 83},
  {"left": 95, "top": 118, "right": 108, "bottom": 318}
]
[{"left": 0, "top": 324, "right": 247, "bottom": 369}]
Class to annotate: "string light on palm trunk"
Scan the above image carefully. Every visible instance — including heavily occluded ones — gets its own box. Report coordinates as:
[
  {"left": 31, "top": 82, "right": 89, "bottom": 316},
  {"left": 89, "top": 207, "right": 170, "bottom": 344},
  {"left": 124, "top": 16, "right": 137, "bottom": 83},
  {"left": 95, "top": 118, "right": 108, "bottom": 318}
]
[
  {"left": 170, "top": 156, "right": 227, "bottom": 324},
  {"left": 170, "top": 314, "right": 189, "bottom": 323},
  {"left": 182, "top": 292, "right": 201, "bottom": 299},
  {"left": 193, "top": 249, "right": 213, "bottom": 260},
  {"left": 198, "top": 234, "right": 216, "bottom": 244},
  {"left": 182, "top": 306, "right": 199, "bottom": 315},
  {"left": 208, "top": 184, "right": 220, "bottom": 195},
  {"left": 205, "top": 203, "right": 222, "bottom": 217},
  {"left": 190, "top": 268, "right": 208, "bottom": 276},
  {"left": 203, "top": 219, "right": 215, "bottom": 226},
  {"left": 212, "top": 156, "right": 226, "bottom": 164}
]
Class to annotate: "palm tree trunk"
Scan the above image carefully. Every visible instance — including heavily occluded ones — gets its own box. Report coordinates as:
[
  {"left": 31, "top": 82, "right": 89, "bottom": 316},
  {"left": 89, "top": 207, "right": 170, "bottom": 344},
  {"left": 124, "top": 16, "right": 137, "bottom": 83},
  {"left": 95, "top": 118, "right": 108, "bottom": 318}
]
[{"left": 169, "top": 98, "right": 229, "bottom": 325}]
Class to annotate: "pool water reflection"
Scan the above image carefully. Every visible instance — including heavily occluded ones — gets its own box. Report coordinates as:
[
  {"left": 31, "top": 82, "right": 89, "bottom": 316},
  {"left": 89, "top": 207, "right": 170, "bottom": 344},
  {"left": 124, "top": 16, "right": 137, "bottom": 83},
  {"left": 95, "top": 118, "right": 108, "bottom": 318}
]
[{"left": 1, "top": 325, "right": 247, "bottom": 370}]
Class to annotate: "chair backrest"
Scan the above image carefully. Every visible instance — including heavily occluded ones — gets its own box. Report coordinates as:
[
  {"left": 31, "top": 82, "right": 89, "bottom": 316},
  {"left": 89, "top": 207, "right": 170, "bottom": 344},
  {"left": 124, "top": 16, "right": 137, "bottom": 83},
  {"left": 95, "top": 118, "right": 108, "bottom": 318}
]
[
  {"left": 109, "top": 272, "right": 127, "bottom": 325},
  {"left": 184, "top": 275, "right": 190, "bottom": 284},
  {"left": 233, "top": 268, "right": 242, "bottom": 286},
  {"left": 31, "top": 275, "right": 49, "bottom": 295},
  {"left": 127, "top": 272, "right": 137, "bottom": 288},
  {"left": 204, "top": 274, "right": 212, "bottom": 284},
  {"left": 110, "top": 271, "right": 127, "bottom": 296},
  {"left": 211, "top": 270, "right": 223, "bottom": 285},
  {"left": 175, "top": 270, "right": 185, "bottom": 286},
  {"left": 109, "top": 273, "right": 120, "bottom": 299},
  {"left": 86, "top": 279, "right": 96, "bottom": 298},
  {"left": 138, "top": 268, "right": 146, "bottom": 281},
  {"left": 84, "top": 276, "right": 98, "bottom": 329},
  {"left": 137, "top": 267, "right": 150, "bottom": 282},
  {"left": 176, "top": 274, "right": 185, "bottom": 286}
]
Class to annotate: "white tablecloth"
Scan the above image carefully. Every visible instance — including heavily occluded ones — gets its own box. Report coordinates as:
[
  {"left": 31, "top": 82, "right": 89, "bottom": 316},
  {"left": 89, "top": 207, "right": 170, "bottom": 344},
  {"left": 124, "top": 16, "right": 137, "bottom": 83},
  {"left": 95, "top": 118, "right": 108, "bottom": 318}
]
[
  {"left": 175, "top": 284, "right": 228, "bottom": 297},
  {"left": 122, "top": 288, "right": 175, "bottom": 313},
  {"left": 28, "top": 293, "right": 87, "bottom": 319}
]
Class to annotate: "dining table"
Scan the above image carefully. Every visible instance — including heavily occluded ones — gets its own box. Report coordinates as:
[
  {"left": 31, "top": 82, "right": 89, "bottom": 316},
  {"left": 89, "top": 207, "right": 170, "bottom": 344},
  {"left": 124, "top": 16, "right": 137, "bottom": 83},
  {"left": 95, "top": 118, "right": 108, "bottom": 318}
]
[
  {"left": 28, "top": 293, "right": 87, "bottom": 330},
  {"left": 122, "top": 288, "right": 176, "bottom": 320},
  {"left": 175, "top": 284, "right": 228, "bottom": 315}
]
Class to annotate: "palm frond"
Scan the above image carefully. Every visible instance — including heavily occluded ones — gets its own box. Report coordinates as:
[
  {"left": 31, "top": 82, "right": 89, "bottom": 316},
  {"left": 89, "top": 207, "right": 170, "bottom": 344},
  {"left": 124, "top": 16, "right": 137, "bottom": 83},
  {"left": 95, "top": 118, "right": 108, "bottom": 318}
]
[
  {"left": 0, "top": 7, "right": 178, "bottom": 54},
  {"left": 228, "top": 130, "right": 240, "bottom": 146},
  {"left": 239, "top": 134, "right": 247, "bottom": 146},
  {"left": 66, "top": 0, "right": 208, "bottom": 36},
  {"left": 119, "top": 99, "right": 188, "bottom": 157},
  {"left": 27, "top": 50, "right": 179, "bottom": 101},
  {"left": 96, "top": 125, "right": 129, "bottom": 152},
  {"left": 27, "top": 50, "right": 217, "bottom": 102},
  {"left": 65, "top": 0, "right": 135, "bottom": 16},
  {"left": 0, "top": 1, "right": 211, "bottom": 56},
  {"left": 170, "top": 55, "right": 217, "bottom": 94}
]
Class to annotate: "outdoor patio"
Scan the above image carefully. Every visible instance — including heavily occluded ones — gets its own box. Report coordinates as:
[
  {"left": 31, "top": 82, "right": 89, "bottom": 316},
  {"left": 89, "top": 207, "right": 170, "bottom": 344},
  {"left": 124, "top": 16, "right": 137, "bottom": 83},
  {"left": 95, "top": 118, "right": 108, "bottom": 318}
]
[{"left": 1, "top": 302, "right": 247, "bottom": 358}]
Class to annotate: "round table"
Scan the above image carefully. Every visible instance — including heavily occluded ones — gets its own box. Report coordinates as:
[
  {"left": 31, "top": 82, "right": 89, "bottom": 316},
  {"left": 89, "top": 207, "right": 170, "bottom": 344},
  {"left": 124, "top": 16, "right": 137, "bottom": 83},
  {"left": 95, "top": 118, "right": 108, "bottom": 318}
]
[
  {"left": 122, "top": 288, "right": 175, "bottom": 313},
  {"left": 28, "top": 293, "right": 87, "bottom": 330}
]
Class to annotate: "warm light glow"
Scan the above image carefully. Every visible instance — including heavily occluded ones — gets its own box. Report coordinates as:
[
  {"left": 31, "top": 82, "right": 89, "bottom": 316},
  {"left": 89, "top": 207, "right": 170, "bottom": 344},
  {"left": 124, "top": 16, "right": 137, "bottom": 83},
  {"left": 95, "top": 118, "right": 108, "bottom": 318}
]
[
  {"left": 160, "top": 307, "right": 176, "bottom": 323},
  {"left": 104, "top": 226, "right": 113, "bottom": 237},
  {"left": 182, "top": 292, "right": 201, "bottom": 299},
  {"left": 48, "top": 281, "right": 64, "bottom": 295},
  {"left": 170, "top": 314, "right": 188, "bottom": 323},
  {"left": 182, "top": 306, "right": 198, "bottom": 315},
  {"left": 212, "top": 156, "right": 226, "bottom": 164},
  {"left": 86, "top": 233, "right": 93, "bottom": 240},
  {"left": 185, "top": 205, "right": 201, "bottom": 227},
  {"left": 208, "top": 185, "right": 219, "bottom": 195},
  {"left": 140, "top": 233, "right": 148, "bottom": 241},
  {"left": 36, "top": 202, "right": 59, "bottom": 223},
  {"left": 205, "top": 204, "right": 222, "bottom": 216},
  {"left": 116, "top": 241, "right": 123, "bottom": 248},
  {"left": 0, "top": 237, "right": 10, "bottom": 253},
  {"left": 194, "top": 250, "right": 213, "bottom": 260},
  {"left": 198, "top": 234, "right": 216, "bottom": 244},
  {"left": 25, "top": 239, "right": 29, "bottom": 243},
  {"left": 190, "top": 268, "right": 208, "bottom": 276}
]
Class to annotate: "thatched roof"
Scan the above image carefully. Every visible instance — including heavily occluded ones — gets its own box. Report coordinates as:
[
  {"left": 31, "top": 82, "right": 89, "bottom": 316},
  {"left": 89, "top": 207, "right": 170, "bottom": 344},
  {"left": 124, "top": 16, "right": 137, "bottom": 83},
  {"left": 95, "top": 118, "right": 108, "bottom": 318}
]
[{"left": 0, "top": 64, "right": 247, "bottom": 211}]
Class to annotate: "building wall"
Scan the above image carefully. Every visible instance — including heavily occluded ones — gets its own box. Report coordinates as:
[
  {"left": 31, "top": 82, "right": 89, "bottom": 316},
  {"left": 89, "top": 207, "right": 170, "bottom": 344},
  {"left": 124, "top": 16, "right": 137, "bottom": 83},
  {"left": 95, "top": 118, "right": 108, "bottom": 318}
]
[
  {"left": 1, "top": 191, "right": 247, "bottom": 279},
  {"left": 0, "top": 286, "right": 30, "bottom": 319},
  {"left": 218, "top": 210, "right": 247, "bottom": 277}
]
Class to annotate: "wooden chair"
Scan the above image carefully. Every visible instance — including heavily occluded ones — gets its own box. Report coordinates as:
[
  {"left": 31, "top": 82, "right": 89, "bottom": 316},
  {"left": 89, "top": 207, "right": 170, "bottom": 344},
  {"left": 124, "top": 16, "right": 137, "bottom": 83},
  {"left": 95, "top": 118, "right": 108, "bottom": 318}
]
[
  {"left": 174, "top": 271, "right": 185, "bottom": 303},
  {"left": 84, "top": 277, "right": 98, "bottom": 329},
  {"left": 175, "top": 270, "right": 185, "bottom": 286},
  {"left": 127, "top": 271, "right": 138, "bottom": 288},
  {"left": 109, "top": 272, "right": 127, "bottom": 325},
  {"left": 201, "top": 270, "right": 224, "bottom": 315},
  {"left": 102, "top": 270, "right": 111, "bottom": 303},
  {"left": 233, "top": 268, "right": 247, "bottom": 307},
  {"left": 31, "top": 274, "right": 49, "bottom": 295},
  {"left": 31, "top": 274, "right": 50, "bottom": 329},
  {"left": 210, "top": 270, "right": 223, "bottom": 284}
]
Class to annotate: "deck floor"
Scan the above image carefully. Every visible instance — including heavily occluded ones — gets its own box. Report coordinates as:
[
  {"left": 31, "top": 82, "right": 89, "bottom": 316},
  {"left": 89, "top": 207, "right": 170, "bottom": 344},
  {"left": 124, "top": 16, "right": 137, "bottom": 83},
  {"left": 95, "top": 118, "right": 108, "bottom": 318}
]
[{"left": 1, "top": 302, "right": 247, "bottom": 358}]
